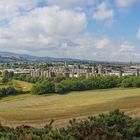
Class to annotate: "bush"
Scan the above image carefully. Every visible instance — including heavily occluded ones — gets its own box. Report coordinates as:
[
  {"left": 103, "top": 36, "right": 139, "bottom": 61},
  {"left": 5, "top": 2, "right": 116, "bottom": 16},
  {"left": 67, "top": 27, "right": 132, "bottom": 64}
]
[
  {"left": 0, "top": 110, "right": 139, "bottom": 140},
  {"left": 121, "top": 77, "right": 134, "bottom": 88},
  {"left": 132, "top": 77, "right": 140, "bottom": 87},
  {"left": 0, "top": 87, "right": 23, "bottom": 98},
  {"left": 55, "top": 83, "right": 66, "bottom": 94}
]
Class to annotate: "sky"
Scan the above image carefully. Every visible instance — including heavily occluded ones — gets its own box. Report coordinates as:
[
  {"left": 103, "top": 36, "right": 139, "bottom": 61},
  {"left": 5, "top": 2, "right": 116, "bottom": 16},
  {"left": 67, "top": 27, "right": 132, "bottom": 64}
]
[{"left": 0, "top": 0, "right": 140, "bottom": 62}]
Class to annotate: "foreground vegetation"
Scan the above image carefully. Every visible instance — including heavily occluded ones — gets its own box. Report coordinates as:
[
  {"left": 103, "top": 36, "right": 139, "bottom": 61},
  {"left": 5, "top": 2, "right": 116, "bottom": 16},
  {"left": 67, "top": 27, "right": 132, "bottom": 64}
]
[{"left": 0, "top": 110, "right": 139, "bottom": 140}]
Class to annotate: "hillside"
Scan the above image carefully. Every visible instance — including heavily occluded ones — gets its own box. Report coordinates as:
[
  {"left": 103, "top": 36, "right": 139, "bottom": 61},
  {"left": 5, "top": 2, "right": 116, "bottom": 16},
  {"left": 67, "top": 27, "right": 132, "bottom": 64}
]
[{"left": 0, "top": 88, "right": 139, "bottom": 128}]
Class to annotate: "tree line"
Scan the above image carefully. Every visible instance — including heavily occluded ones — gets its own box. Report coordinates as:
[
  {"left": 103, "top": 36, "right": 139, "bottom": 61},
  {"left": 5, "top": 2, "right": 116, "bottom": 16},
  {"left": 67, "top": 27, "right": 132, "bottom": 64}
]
[
  {"left": 31, "top": 75, "right": 140, "bottom": 94},
  {"left": 13, "top": 74, "right": 47, "bottom": 83}
]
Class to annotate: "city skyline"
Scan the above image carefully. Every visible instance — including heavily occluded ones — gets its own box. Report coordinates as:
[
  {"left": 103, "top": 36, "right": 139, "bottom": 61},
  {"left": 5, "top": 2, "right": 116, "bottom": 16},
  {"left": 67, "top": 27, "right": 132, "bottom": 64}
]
[{"left": 0, "top": 0, "right": 140, "bottom": 61}]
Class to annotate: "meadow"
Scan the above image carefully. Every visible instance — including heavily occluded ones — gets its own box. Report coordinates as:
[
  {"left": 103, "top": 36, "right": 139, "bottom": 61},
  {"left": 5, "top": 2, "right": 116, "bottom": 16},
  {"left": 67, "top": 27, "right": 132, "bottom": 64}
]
[
  {"left": 0, "top": 87, "right": 139, "bottom": 128},
  {"left": 0, "top": 79, "right": 33, "bottom": 91}
]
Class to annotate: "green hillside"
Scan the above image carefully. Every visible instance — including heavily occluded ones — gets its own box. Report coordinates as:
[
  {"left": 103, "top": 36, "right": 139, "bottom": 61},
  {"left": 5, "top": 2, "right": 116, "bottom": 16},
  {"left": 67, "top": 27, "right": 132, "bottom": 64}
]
[{"left": 0, "top": 88, "right": 139, "bottom": 128}]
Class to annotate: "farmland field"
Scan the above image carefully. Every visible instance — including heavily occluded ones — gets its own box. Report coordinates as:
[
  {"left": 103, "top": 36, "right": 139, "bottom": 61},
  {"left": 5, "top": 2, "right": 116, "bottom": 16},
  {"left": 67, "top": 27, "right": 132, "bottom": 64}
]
[{"left": 0, "top": 88, "right": 140, "bottom": 128}]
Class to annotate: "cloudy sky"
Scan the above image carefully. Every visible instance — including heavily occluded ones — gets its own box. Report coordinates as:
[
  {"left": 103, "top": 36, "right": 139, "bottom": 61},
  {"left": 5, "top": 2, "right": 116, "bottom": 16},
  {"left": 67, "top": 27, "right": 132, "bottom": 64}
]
[{"left": 0, "top": 0, "right": 140, "bottom": 61}]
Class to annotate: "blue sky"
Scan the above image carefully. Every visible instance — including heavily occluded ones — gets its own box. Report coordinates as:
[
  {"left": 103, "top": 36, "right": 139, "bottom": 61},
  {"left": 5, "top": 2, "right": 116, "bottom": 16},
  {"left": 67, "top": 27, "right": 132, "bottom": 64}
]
[{"left": 0, "top": 0, "right": 140, "bottom": 62}]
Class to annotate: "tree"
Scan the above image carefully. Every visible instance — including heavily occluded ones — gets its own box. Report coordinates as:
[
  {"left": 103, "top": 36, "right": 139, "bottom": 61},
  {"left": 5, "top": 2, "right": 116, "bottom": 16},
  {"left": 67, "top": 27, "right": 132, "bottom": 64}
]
[
  {"left": 0, "top": 87, "right": 23, "bottom": 98},
  {"left": 0, "top": 71, "right": 2, "bottom": 76},
  {"left": 53, "top": 74, "right": 65, "bottom": 83},
  {"left": 1, "top": 76, "right": 10, "bottom": 84},
  {"left": 55, "top": 84, "right": 65, "bottom": 94},
  {"left": 8, "top": 71, "right": 14, "bottom": 78},
  {"left": 2, "top": 70, "right": 9, "bottom": 77},
  {"left": 121, "top": 77, "right": 133, "bottom": 88},
  {"left": 32, "top": 80, "right": 55, "bottom": 95},
  {"left": 132, "top": 77, "right": 140, "bottom": 87},
  {"left": 1, "top": 70, "right": 14, "bottom": 84}
]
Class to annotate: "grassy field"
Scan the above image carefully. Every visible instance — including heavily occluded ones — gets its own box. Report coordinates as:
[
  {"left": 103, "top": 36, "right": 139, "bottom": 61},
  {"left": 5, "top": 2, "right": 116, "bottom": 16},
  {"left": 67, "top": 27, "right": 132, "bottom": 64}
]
[
  {"left": 12, "top": 80, "right": 33, "bottom": 91},
  {"left": 0, "top": 88, "right": 140, "bottom": 128},
  {"left": 0, "top": 80, "right": 33, "bottom": 91}
]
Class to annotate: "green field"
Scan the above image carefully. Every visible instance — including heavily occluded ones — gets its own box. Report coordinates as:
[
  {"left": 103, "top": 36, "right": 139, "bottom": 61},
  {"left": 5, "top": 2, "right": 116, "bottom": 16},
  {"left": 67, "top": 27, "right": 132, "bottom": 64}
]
[
  {"left": 0, "top": 88, "right": 140, "bottom": 128},
  {"left": 12, "top": 80, "right": 33, "bottom": 91},
  {"left": 0, "top": 80, "right": 33, "bottom": 91}
]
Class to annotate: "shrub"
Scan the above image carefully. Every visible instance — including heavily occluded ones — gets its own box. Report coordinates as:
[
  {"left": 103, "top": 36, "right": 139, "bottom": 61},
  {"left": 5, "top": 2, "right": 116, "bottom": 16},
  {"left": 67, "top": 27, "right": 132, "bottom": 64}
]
[
  {"left": 121, "top": 77, "right": 134, "bottom": 88},
  {"left": 0, "top": 110, "right": 139, "bottom": 140},
  {"left": 132, "top": 77, "right": 140, "bottom": 87},
  {"left": 0, "top": 87, "right": 23, "bottom": 98}
]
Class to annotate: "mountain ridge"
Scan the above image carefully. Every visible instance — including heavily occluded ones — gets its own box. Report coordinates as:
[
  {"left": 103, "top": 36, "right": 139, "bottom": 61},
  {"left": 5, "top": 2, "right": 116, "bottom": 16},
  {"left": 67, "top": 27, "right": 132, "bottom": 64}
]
[{"left": 0, "top": 52, "right": 83, "bottom": 63}]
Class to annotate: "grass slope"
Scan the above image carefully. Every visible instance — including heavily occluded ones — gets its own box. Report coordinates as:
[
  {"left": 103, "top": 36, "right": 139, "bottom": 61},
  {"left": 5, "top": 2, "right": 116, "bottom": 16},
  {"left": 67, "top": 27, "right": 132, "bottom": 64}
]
[
  {"left": 0, "top": 80, "right": 33, "bottom": 91},
  {"left": 12, "top": 80, "right": 33, "bottom": 91},
  {"left": 0, "top": 88, "right": 139, "bottom": 127}
]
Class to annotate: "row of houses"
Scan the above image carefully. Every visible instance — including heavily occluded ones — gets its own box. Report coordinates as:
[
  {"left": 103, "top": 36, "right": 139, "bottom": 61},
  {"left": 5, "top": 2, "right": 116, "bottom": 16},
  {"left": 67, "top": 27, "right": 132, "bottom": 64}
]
[
  {"left": 30, "top": 65, "right": 140, "bottom": 78},
  {"left": 1, "top": 65, "right": 140, "bottom": 78}
]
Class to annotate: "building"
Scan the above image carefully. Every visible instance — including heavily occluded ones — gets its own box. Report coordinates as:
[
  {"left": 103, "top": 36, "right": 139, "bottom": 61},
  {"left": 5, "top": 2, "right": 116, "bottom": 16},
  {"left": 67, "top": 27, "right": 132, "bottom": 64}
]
[{"left": 98, "top": 65, "right": 104, "bottom": 75}]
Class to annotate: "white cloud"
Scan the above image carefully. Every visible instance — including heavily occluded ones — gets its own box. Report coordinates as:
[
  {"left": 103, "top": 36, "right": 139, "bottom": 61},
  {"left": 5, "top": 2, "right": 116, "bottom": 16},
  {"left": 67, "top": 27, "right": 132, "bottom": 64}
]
[
  {"left": 94, "top": 38, "right": 110, "bottom": 49},
  {"left": 47, "top": 0, "right": 95, "bottom": 8},
  {"left": 0, "top": 0, "right": 139, "bottom": 62},
  {"left": 0, "top": 0, "right": 38, "bottom": 21},
  {"left": 9, "top": 6, "right": 87, "bottom": 37},
  {"left": 93, "top": 2, "right": 114, "bottom": 21},
  {"left": 0, "top": 6, "right": 87, "bottom": 55},
  {"left": 119, "top": 41, "right": 135, "bottom": 52},
  {"left": 116, "top": 0, "right": 138, "bottom": 7},
  {"left": 0, "top": 24, "right": 138, "bottom": 61}
]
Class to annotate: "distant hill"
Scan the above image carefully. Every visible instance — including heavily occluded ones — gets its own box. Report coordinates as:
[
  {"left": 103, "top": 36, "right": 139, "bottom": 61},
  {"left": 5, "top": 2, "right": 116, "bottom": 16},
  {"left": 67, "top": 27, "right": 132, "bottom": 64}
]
[
  {"left": 0, "top": 52, "right": 83, "bottom": 63},
  {"left": 0, "top": 52, "right": 134, "bottom": 64}
]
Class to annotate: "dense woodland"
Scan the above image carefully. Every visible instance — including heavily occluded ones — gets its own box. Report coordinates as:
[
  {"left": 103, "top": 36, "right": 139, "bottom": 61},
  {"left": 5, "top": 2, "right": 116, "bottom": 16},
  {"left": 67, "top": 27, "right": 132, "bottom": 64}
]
[{"left": 0, "top": 110, "right": 139, "bottom": 140}]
